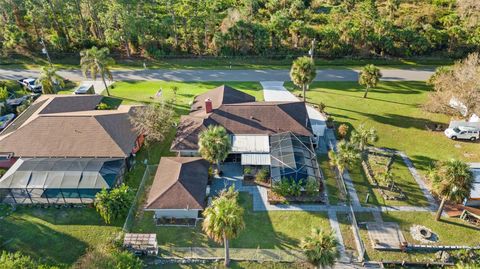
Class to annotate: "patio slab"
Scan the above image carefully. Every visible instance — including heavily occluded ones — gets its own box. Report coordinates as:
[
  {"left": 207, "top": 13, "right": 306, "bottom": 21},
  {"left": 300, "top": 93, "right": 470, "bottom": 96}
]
[{"left": 366, "top": 222, "right": 406, "bottom": 250}]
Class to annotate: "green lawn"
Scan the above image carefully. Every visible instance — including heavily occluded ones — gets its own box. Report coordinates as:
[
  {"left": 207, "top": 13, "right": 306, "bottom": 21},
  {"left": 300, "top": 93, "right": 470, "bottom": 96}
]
[
  {"left": 318, "top": 156, "right": 345, "bottom": 205},
  {"left": 337, "top": 212, "right": 358, "bottom": 260},
  {"left": 0, "top": 207, "right": 122, "bottom": 267},
  {"left": 132, "top": 193, "right": 330, "bottom": 250},
  {"left": 287, "top": 81, "right": 480, "bottom": 172},
  {"left": 156, "top": 261, "right": 307, "bottom": 269}
]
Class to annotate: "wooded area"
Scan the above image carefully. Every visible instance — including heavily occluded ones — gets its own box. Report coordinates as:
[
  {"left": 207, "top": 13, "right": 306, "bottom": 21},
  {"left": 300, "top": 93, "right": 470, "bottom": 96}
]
[{"left": 0, "top": 0, "right": 479, "bottom": 59}]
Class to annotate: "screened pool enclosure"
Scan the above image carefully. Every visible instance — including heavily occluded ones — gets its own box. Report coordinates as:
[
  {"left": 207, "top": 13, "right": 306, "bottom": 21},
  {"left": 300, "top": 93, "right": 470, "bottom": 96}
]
[
  {"left": 269, "top": 132, "right": 322, "bottom": 184},
  {"left": 0, "top": 158, "right": 125, "bottom": 204}
]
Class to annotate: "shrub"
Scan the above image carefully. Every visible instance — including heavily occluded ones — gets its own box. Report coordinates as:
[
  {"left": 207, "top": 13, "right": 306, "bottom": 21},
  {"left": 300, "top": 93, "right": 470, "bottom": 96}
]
[
  {"left": 337, "top": 124, "right": 349, "bottom": 139},
  {"left": 305, "top": 177, "right": 320, "bottom": 196},
  {"left": 272, "top": 178, "right": 302, "bottom": 197},
  {"left": 255, "top": 167, "right": 269, "bottom": 182},
  {"left": 318, "top": 102, "right": 326, "bottom": 113},
  {"left": 243, "top": 166, "right": 252, "bottom": 175},
  {"left": 94, "top": 184, "right": 134, "bottom": 224},
  {"left": 96, "top": 102, "right": 110, "bottom": 110}
]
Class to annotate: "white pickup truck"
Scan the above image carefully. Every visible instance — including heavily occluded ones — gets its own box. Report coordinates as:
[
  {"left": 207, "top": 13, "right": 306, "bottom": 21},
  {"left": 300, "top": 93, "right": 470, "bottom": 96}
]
[{"left": 18, "top": 78, "right": 42, "bottom": 93}]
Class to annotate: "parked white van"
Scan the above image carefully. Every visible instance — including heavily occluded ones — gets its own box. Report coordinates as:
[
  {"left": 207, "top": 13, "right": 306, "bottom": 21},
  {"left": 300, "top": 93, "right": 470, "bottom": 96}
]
[{"left": 444, "top": 126, "right": 480, "bottom": 141}]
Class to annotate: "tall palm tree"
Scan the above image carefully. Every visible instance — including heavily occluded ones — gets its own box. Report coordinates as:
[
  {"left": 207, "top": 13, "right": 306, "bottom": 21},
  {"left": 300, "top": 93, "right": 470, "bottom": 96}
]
[
  {"left": 350, "top": 124, "right": 378, "bottom": 154},
  {"left": 36, "top": 66, "right": 65, "bottom": 94},
  {"left": 202, "top": 187, "right": 245, "bottom": 267},
  {"left": 198, "top": 125, "right": 231, "bottom": 174},
  {"left": 328, "top": 140, "right": 361, "bottom": 180},
  {"left": 290, "top": 56, "right": 316, "bottom": 102},
  {"left": 358, "top": 64, "right": 382, "bottom": 98},
  {"left": 80, "top": 46, "right": 115, "bottom": 96},
  {"left": 300, "top": 228, "right": 339, "bottom": 269},
  {"left": 430, "top": 159, "right": 474, "bottom": 221}
]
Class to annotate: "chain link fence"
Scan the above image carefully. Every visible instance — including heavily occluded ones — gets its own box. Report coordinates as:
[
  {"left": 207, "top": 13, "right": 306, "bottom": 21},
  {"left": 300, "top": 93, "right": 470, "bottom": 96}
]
[{"left": 123, "top": 165, "right": 157, "bottom": 232}]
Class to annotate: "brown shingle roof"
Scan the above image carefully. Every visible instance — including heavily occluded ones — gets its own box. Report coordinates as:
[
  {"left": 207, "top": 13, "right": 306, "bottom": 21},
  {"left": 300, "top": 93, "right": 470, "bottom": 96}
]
[
  {"left": 38, "top": 95, "right": 103, "bottom": 114},
  {"left": 145, "top": 157, "right": 209, "bottom": 210},
  {"left": 170, "top": 115, "right": 206, "bottom": 151},
  {"left": 171, "top": 101, "right": 313, "bottom": 151},
  {"left": 0, "top": 95, "right": 140, "bottom": 158},
  {"left": 190, "top": 85, "right": 255, "bottom": 117},
  {"left": 206, "top": 102, "right": 312, "bottom": 135}
]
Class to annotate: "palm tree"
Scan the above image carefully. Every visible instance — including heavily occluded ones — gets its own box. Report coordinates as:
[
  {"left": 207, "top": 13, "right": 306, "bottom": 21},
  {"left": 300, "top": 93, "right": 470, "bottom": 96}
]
[
  {"left": 358, "top": 64, "right": 382, "bottom": 98},
  {"left": 290, "top": 56, "right": 317, "bottom": 102},
  {"left": 300, "top": 228, "right": 339, "bottom": 269},
  {"left": 36, "top": 66, "right": 65, "bottom": 94},
  {"left": 202, "top": 187, "right": 245, "bottom": 267},
  {"left": 328, "top": 140, "right": 361, "bottom": 180},
  {"left": 430, "top": 159, "right": 474, "bottom": 221},
  {"left": 350, "top": 124, "right": 378, "bottom": 153},
  {"left": 80, "top": 46, "right": 115, "bottom": 96},
  {"left": 198, "top": 125, "right": 231, "bottom": 174}
]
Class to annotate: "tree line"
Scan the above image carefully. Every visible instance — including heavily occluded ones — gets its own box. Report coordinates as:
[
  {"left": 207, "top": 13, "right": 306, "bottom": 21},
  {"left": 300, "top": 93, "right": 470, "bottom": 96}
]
[{"left": 0, "top": 0, "right": 479, "bottom": 59}]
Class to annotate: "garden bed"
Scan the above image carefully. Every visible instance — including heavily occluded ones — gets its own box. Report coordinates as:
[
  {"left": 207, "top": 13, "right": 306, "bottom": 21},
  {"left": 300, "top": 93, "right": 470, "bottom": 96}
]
[
  {"left": 156, "top": 217, "right": 198, "bottom": 227},
  {"left": 267, "top": 189, "right": 325, "bottom": 204}
]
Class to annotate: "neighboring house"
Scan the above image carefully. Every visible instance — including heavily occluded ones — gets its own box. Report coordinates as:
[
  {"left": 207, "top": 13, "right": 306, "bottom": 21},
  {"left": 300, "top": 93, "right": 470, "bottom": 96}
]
[
  {"left": 145, "top": 157, "right": 209, "bottom": 221},
  {"left": 171, "top": 85, "right": 322, "bottom": 184},
  {"left": 465, "top": 163, "right": 480, "bottom": 208},
  {"left": 0, "top": 95, "right": 144, "bottom": 204}
]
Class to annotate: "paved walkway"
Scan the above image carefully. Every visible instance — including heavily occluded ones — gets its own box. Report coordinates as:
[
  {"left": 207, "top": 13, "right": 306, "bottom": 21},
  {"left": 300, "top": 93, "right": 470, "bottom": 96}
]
[{"left": 0, "top": 68, "right": 434, "bottom": 82}]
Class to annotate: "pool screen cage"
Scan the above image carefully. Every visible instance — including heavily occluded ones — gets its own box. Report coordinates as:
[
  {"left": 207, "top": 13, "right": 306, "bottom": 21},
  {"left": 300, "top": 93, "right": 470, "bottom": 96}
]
[
  {"left": 0, "top": 158, "right": 125, "bottom": 204},
  {"left": 270, "top": 132, "right": 322, "bottom": 184}
]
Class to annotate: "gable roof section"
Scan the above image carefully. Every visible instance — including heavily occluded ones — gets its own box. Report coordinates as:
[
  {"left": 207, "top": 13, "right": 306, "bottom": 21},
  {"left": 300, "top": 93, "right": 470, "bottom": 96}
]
[
  {"left": 0, "top": 114, "right": 135, "bottom": 157},
  {"left": 190, "top": 85, "right": 255, "bottom": 117},
  {"left": 170, "top": 115, "right": 206, "bottom": 151},
  {"left": 0, "top": 95, "right": 140, "bottom": 158},
  {"left": 145, "top": 157, "right": 209, "bottom": 210},
  {"left": 207, "top": 102, "right": 312, "bottom": 135},
  {"left": 38, "top": 95, "right": 103, "bottom": 114}
]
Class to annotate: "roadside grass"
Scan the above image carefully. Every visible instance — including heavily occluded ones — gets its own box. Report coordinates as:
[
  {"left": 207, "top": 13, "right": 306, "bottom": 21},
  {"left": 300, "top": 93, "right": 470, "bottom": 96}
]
[
  {"left": 318, "top": 155, "right": 344, "bottom": 205},
  {"left": 157, "top": 261, "right": 309, "bottom": 269},
  {"left": 0, "top": 207, "right": 122, "bottom": 267},
  {"left": 0, "top": 55, "right": 451, "bottom": 70},
  {"left": 355, "top": 212, "right": 480, "bottom": 262},
  {"left": 132, "top": 193, "right": 330, "bottom": 250}
]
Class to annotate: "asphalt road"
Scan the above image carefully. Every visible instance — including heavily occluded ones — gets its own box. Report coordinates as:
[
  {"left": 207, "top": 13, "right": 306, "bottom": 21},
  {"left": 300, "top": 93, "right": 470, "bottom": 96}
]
[{"left": 0, "top": 68, "right": 434, "bottom": 82}]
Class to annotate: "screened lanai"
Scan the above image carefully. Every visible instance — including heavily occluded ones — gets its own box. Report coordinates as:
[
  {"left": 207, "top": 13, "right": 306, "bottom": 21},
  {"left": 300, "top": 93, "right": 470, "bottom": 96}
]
[
  {"left": 269, "top": 132, "right": 322, "bottom": 184},
  {"left": 0, "top": 158, "right": 125, "bottom": 204}
]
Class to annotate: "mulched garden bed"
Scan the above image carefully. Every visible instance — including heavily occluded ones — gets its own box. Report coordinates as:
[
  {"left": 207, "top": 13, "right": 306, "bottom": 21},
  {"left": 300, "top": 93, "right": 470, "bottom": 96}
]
[{"left": 242, "top": 176, "right": 271, "bottom": 188}]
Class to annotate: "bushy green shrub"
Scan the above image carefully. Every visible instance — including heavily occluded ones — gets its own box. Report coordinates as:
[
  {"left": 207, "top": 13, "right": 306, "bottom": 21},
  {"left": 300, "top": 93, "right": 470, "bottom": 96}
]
[
  {"left": 243, "top": 166, "right": 252, "bottom": 175},
  {"left": 272, "top": 178, "right": 302, "bottom": 197},
  {"left": 305, "top": 177, "right": 320, "bottom": 196},
  {"left": 96, "top": 102, "right": 110, "bottom": 110},
  {"left": 255, "top": 167, "right": 269, "bottom": 182}
]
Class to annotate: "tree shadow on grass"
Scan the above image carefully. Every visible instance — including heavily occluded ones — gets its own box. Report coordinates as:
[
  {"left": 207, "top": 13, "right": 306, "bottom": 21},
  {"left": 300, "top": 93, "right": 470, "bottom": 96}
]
[
  {"left": 327, "top": 106, "right": 444, "bottom": 131},
  {"left": 439, "top": 218, "right": 480, "bottom": 231},
  {"left": 0, "top": 212, "right": 89, "bottom": 266}
]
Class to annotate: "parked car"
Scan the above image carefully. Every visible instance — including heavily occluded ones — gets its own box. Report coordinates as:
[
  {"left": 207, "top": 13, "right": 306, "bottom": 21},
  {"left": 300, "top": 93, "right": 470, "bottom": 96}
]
[
  {"left": 444, "top": 126, "right": 480, "bottom": 141},
  {"left": 18, "top": 78, "right": 42, "bottom": 93}
]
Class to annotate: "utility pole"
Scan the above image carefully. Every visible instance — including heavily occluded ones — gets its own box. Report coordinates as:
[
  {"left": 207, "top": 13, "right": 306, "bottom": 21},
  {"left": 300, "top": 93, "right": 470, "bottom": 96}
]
[
  {"left": 40, "top": 38, "right": 53, "bottom": 67},
  {"left": 308, "top": 38, "right": 316, "bottom": 60}
]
